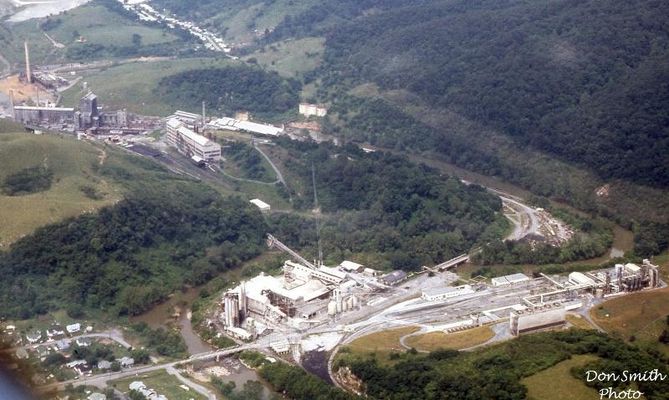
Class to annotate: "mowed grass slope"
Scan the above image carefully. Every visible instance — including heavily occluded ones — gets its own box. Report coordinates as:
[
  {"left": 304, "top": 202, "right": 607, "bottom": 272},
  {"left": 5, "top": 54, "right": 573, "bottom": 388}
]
[
  {"left": 0, "top": 133, "right": 122, "bottom": 247},
  {"left": 342, "top": 326, "right": 419, "bottom": 365},
  {"left": 591, "top": 287, "right": 669, "bottom": 340},
  {"left": 243, "top": 37, "right": 325, "bottom": 78},
  {"left": 522, "top": 354, "right": 601, "bottom": 400},
  {"left": 404, "top": 326, "right": 495, "bottom": 352},
  {"left": 60, "top": 58, "right": 235, "bottom": 116}
]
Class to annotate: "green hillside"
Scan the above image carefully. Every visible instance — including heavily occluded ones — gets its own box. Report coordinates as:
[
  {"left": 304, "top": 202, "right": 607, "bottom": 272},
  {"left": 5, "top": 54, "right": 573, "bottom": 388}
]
[
  {"left": 316, "top": 0, "right": 669, "bottom": 187},
  {"left": 0, "top": 132, "right": 122, "bottom": 247},
  {"left": 0, "top": 0, "right": 188, "bottom": 65}
]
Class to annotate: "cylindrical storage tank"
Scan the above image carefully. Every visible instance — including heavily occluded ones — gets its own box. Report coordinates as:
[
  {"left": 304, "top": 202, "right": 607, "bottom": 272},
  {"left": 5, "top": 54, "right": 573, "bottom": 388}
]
[
  {"left": 351, "top": 296, "right": 358, "bottom": 308},
  {"left": 328, "top": 301, "right": 337, "bottom": 316},
  {"left": 346, "top": 296, "right": 354, "bottom": 310}
]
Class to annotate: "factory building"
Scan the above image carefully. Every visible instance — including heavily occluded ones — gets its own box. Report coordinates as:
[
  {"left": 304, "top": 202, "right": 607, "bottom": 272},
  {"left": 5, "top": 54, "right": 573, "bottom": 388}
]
[
  {"left": 568, "top": 272, "right": 596, "bottom": 287},
  {"left": 339, "top": 261, "right": 364, "bottom": 273},
  {"left": 208, "top": 117, "right": 284, "bottom": 136},
  {"left": 166, "top": 118, "right": 221, "bottom": 162},
  {"left": 13, "top": 91, "right": 134, "bottom": 132},
  {"left": 380, "top": 270, "right": 408, "bottom": 286},
  {"left": 491, "top": 273, "right": 530, "bottom": 287},
  {"left": 509, "top": 303, "right": 566, "bottom": 336},
  {"left": 13, "top": 106, "right": 75, "bottom": 126},
  {"left": 422, "top": 285, "right": 475, "bottom": 301},
  {"left": 168, "top": 110, "right": 203, "bottom": 129}
]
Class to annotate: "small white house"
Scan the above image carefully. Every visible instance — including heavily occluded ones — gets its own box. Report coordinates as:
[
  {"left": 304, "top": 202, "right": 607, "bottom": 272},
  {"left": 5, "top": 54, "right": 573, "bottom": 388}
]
[{"left": 66, "top": 323, "right": 81, "bottom": 334}]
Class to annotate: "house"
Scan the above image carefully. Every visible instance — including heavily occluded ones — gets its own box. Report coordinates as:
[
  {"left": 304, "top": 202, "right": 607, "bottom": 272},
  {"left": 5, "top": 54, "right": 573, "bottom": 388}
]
[
  {"left": 119, "top": 356, "right": 134, "bottom": 368},
  {"left": 97, "top": 360, "right": 112, "bottom": 370},
  {"left": 46, "top": 325, "right": 65, "bottom": 339},
  {"left": 66, "top": 360, "right": 87, "bottom": 370},
  {"left": 87, "top": 393, "right": 106, "bottom": 400},
  {"left": 55, "top": 339, "right": 70, "bottom": 351},
  {"left": 26, "top": 331, "right": 42, "bottom": 344},
  {"left": 66, "top": 323, "right": 81, "bottom": 334},
  {"left": 75, "top": 337, "right": 91, "bottom": 347}
]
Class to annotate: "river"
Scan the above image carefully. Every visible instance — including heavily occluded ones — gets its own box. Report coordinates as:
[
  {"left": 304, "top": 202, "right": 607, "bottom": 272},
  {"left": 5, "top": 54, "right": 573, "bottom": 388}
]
[
  {"left": 131, "top": 287, "right": 275, "bottom": 398},
  {"left": 7, "top": 0, "right": 91, "bottom": 22}
]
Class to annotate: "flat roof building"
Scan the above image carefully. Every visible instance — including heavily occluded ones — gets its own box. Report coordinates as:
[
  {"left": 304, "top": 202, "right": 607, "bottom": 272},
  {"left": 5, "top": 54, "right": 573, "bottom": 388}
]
[
  {"left": 166, "top": 118, "right": 221, "bottom": 162},
  {"left": 208, "top": 117, "right": 283, "bottom": 136},
  {"left": 380, "top": 270, "right": 407, "bottom": 286},
  {"left": 422, "top": 285, "right": 475, "bottom": 301},
  {"left": 491, "top": 273, "right": 530, "bottom": 286},
  {"left": 250, "top": 198, "right": 271, "bottom": 212}
]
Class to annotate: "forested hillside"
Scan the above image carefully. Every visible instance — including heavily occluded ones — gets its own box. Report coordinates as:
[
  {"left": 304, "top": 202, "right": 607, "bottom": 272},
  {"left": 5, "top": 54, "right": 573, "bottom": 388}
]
[
  {"left": 268, "top": 139, "right": 504, "bottom": 270},
  {"left": 156, "top": 65, "right": 300, "bottom": 119},
  {"left": 316, "top": 0, "right": 669, "bottom": 186},
  {"left": 0, "top": 149, "right": 268, "bottom": 319}
]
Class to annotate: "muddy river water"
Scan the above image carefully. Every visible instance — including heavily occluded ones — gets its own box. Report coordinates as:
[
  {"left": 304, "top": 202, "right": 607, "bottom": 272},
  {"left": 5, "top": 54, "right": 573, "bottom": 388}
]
[{"left": 131, "top": 287, "right": 274, "bottom": 398}]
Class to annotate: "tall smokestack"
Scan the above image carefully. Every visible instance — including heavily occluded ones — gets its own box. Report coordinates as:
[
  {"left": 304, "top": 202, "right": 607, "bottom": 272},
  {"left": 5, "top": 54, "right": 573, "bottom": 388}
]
[
  {"left": 202, "top": 100, "right": 206, "bottom": 128},
  {"left": 24, "top": 41, "right": 32, "bottom": 84}
]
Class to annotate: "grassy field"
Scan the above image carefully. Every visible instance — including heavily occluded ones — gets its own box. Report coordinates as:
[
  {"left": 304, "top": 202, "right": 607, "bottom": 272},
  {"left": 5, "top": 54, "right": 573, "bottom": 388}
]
[
  {"left": 0, "top": 133, "right": 122, "bottom": 247},
  {"left": 343, "top": 326, "right": 419, "bottom": 364},
  {"left": 3, "top": 4, "right": 181, "bottom": 65},
  {"left": 522, "top": 354, "right": 601, "bottom": 400},
  {"left": 60, "top": 58, "right": 235, "bottom": 116},
  {"left": 566, "top": 314, "right": 595, "bottom": 330},
  {"left": 243, "top": 37, "right": 325, "bottom": 78},
  {"left": 591, "top": 287, "right": 669, "bottom": 341},
  {"left": 111, "top": 369, "right": 206, "bottom": 400},
  {"left": 404, "top": 326, "right": 495, "bottom": 352}
]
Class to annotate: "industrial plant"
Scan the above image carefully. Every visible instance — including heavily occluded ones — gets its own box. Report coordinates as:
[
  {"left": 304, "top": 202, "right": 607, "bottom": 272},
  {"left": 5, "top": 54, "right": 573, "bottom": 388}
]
[{"left": 215, "top": 228, "right": 664, "bottom": 347}]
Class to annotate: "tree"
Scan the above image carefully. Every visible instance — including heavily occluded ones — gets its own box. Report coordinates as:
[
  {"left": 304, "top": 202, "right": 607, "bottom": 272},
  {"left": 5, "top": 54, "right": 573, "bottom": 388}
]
[{"left": 132, "top": 33, "right": 142, "bottom": 47}]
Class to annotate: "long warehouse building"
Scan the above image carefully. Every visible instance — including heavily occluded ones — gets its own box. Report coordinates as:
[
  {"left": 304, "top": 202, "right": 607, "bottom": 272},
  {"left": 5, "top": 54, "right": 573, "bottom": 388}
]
[{"left": 166, "top": 118, "right": 221, "bottom": 162}]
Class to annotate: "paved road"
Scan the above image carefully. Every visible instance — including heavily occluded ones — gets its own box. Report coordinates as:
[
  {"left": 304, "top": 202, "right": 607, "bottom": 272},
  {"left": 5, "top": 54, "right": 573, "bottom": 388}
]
[
  {"left": 166, "top": 365, "right": 216, "bottom": 400},
  {"left": 254, "top": 142, "right": 286, "bottom": 186},
  {"left": 38, "top": 343, "right": 263, "bottom": 393}
]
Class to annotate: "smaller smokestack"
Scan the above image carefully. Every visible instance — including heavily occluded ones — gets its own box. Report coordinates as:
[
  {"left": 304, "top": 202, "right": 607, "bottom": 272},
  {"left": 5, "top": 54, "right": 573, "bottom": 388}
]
[
  {"left": 202, "top": 100, "right": 206, "bottom": 128},
  {"left": 24, "top": 41, "right": 32, "bottom": 84},
  {"left": 9, "top": 89, "right": 15, "bottom": 119}
]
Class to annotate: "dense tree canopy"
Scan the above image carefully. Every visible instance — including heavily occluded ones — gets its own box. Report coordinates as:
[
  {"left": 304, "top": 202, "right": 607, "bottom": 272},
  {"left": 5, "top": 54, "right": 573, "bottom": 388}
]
[
  {"left": 0, "top": 182, "right": 267, "bottom": 319},
  {"left": 318, "top": 0, "right": 669, "bottom": 187},
  {"left": 269, "top": 139, "right": 503, "bottom": 270},
  {"left": 156, "top": 66, "right": 300, "bottom": 118}
]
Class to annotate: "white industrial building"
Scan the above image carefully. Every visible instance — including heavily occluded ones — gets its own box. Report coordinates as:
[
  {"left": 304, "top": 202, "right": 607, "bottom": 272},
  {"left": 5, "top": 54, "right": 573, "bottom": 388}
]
[
  {"left": 509, "top": 303, "right": 566, "bottom": 336},
  {"left": 166, "top": 118, "right": 221, "bottom": 162},
  {"left": 339, "top": 260, "right": 364, "bottom": 273},
  {"left": 250, "top": 198, "right": 271, "bottom": 212},
  {"left": 208, "top": 117, "right": 284, "bottom": 136},
  {"left": 568, "top": 272, "right": 596, "bottom": 286},
  {"left": 221, "top": 259, "right": 357, "bottom": 329},
  {"left": 422, "top": 285, "right": 475, "bottom": 301},
  {"left": 491, "top": 273, "right": 530, "bottom": 287}
]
